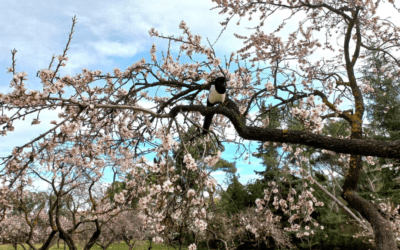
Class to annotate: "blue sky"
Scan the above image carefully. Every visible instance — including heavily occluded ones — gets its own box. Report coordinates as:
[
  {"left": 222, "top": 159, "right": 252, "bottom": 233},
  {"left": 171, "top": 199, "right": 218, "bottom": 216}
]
[{"left": 0, "top": 0, "right": 272, "bottom": 188}]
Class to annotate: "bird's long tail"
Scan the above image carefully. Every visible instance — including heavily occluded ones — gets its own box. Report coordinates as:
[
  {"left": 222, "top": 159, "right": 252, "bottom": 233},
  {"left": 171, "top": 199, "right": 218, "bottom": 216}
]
[{"left": 202, "top": 113, "right": 215, "bottom": 135}]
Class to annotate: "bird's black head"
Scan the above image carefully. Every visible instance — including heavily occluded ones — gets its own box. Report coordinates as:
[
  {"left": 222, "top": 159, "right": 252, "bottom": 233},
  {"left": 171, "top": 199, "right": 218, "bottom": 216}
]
[{"left": 213, "top": 77, "right": 228, "bottom": 93}]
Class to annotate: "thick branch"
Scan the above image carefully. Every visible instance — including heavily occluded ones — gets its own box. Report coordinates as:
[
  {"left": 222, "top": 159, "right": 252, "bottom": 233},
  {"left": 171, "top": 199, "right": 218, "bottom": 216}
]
[{"left": 168, "top": 100, "right": 400, "bottom": 159}]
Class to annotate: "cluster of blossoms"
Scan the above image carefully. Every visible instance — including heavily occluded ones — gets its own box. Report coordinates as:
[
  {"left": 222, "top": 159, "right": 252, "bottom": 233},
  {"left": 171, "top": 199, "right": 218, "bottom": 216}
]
[
  {"left": 187, "top": 189, "right": 196, "bottom": 199},
  {"left": 359, "top": 80, "right": 375, "bottom": 93},
  {"left": 364, "top": 156, "right": 377, "bottom": 165},
  {"left": 114, "top": 191, "right": 126, "bottom": 204},
  {"left": 188, "top": 243, "right": 197, "bottom": 250},
  {"left": 291, "top": 102, "right": 328, "bottom": 134},
  {"left": 150, "top": 43, "right": 157, "bottom": 62},
  {"left": 60, "top": 122, "right": 81, "bottom": 136},
  {"left": 152, "top": 236, "right": 164, "bottom": 244},
  {"left": 183, "top": 153, "right": 198, "bottom": 171},
  {"left": 155, "top": 129, "right": 178, "bottom": 150},
  {"left": 162, "top": 179, "right": 174, "bottom": 193},
  {"left": 205, "top": 177, "right": 218, "bottom": 192},
  {"left": 254, "top": 172, "right": 325, "bottom": 239},
  {"left": 231, "top": 208, "right": 295, "bottom": 249},
  {"left": 0, "top": 72, "right": 43, "bottom": 113},
  {"left": 379, "top": 163, "right": 400, "bottom": 171},
  {"left": 264, "top": 81, "right": 274, "bottom": 92},
  {"left": 203, "top": 150, "right": 221, "bottom": 167},
  {"left": 194, "top": 218, "right": 208, "bottom": 232}
]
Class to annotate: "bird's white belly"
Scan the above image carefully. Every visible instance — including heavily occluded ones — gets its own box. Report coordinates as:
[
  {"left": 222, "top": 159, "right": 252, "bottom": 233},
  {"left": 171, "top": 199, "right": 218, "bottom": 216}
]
[{"left": 209, "top": 86, "right": 225, "bottom": 104}]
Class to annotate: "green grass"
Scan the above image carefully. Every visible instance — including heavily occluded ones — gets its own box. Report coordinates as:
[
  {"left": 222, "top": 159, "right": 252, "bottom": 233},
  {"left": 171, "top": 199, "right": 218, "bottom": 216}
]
[
  {"left": 0, "top": 242, "right": 211, "bottom": 250},
  {"left": 0, "top": 242, "right": 294, "bottom": 250}
]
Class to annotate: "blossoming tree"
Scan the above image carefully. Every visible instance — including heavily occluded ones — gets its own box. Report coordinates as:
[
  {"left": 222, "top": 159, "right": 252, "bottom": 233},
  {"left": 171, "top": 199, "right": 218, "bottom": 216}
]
[
  {"left": 2, "top": 0, "right": 400, "bottom": 249},
  {"left": 105, "top": 210, "right": 145, "bottom": 250}
]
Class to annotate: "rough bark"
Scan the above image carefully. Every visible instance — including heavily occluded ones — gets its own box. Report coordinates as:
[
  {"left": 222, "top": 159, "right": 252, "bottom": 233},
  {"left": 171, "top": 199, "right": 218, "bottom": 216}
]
[
  {"left": 168, "top": 101, "right": 400, "bottom": 159},
  {"left": 83, "top": 228, "right": 101, "bottom": 250},
  {"left": 342, "top": 190, "right": 397, "bottom": 250},
  {"left": 33, "top": 231, "right": 58, "bottom": 250},
  {"left": 58, "top": 230, "right": 77, "bottom": 250}
]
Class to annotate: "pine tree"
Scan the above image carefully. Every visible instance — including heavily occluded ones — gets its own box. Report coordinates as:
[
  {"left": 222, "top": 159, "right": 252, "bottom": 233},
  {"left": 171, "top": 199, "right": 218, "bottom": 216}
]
[{"left": 359, "top": 49, "right": 400, "bottom": 205}]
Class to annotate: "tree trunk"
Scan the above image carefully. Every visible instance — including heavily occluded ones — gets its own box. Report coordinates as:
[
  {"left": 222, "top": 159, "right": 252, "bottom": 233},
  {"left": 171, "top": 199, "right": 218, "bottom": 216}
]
[
  {"left": 179, "top": 233, "right": 183, "bottom": 250},
  {"left": 83, "top": 229, "right": 101, "bottom": 250},
  {"left": 126, "top": 240, "right": 136, "bottom": 250},
  {"left": 19, "top": 243, "right": 27, "bottom": 250},
  {"left": 58, "top": 231, "right": 78, "bottom": 250},
  {"left": 209, "top": 191, "right": 215, "bottom": 211},
  {"left": 342, "top": 146, "right": 397, "bottom": 249},
  {"left": 35, "top": 230, "right": 58, "bottom": 250},
  {"left": 342, "top": 189, "right": 397, "bottom": 250}
]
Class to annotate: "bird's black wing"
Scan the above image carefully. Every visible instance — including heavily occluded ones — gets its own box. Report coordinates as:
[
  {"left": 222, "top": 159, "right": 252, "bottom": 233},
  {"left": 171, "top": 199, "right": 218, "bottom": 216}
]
[{"left": 202, "top": 99, "right": 215, "bottom": 135}]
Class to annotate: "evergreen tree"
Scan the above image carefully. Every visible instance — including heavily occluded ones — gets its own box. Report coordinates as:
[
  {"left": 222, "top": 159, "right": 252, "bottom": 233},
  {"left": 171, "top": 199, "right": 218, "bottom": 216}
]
[{"left": 359, "top": 49, "right": 400, "bottom": 205}]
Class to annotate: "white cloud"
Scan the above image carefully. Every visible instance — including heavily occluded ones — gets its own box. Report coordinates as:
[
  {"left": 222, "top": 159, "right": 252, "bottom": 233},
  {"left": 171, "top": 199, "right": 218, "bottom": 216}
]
[
  {"left": 92, "top": 40, "right": 142, "bottom": 57},
  {"left": 0, "top": 108, "right": 63, "bottom": 157},
  {"left": 238, "top": 173, "right": 262, "bottom": 184},
  {"left": 0, "top": 0, "right": 241, "bottom": 72}
]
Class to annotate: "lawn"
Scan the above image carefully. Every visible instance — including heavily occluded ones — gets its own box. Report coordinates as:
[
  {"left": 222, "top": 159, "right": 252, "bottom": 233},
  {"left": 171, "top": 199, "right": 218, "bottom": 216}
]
[
  {"left": 0, "top": 242, "right": 210, "bottom": 250},
  {"left": 0, "top": 242, "right": 296, "bottom": 250}
]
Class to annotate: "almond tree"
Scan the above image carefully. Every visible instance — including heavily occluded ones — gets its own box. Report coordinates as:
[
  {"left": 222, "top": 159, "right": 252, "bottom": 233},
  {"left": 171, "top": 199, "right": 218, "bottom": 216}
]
[
  {"left": 106, "top": 211, "right": 145, "bottom": 250},
  {"left": 12, "top": 190, "right": 57, "bottom": 250},
  {"left": 2, "top": 0, "right": 400, "bottom": 249},
  {"left": 0, "top": 214, "right": 30, "bottom": 250},
  {"left": 94, "top": 222, "right": 115, "bottom": 250}
]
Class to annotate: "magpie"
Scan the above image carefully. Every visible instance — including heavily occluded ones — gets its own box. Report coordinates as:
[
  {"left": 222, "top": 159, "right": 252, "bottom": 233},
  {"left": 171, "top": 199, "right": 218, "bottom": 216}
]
[{"left": 202, "top": 77, "right": 228, "bottom": 135}]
